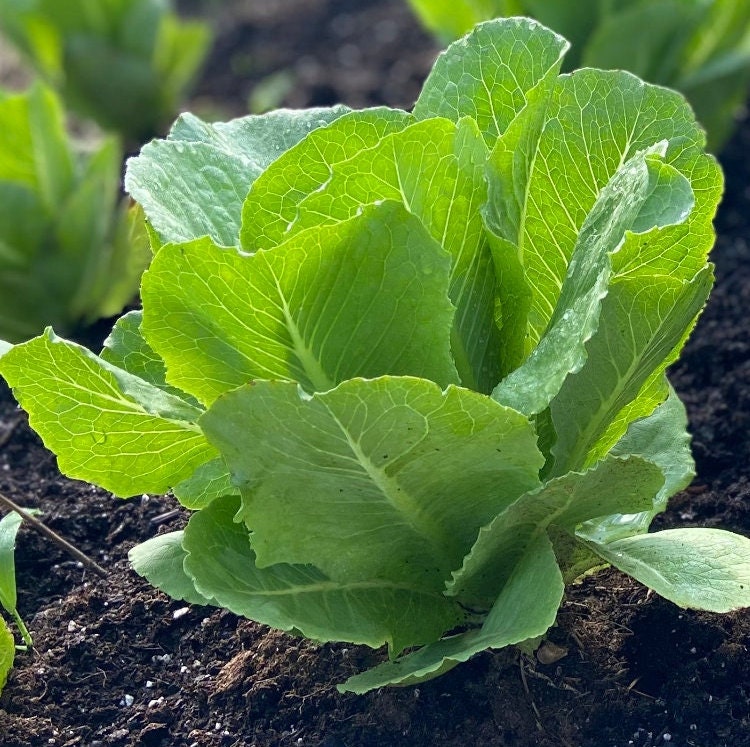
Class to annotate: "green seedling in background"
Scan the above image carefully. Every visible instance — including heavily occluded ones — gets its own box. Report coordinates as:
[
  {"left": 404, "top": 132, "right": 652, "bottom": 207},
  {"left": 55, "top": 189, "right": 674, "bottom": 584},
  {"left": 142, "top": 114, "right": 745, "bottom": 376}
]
[
  {"left": 0, "top": 84, "right": 150, "bottom": 343},
  {"left": 406, "top": 0, "right": 750, "bottom": 150},
  {"left": 0, "top": 0, "right": 211, "bottom": 142},
  {"left": 1, "top": 18, "right": 749, "bottom": 693},
  {"left": 0, "top": 511, "right": 31, "bottom": 696}
]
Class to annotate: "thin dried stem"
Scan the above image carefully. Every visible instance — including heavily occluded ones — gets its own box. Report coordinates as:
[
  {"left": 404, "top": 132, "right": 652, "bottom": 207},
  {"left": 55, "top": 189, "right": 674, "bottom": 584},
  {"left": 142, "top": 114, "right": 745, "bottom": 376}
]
[{"left": 0, "top": 491, "right": 107, "bottom": 578}]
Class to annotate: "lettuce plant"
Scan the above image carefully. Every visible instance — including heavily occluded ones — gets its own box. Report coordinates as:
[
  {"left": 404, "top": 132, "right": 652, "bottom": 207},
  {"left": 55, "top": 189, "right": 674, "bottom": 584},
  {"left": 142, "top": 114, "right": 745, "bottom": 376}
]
[
  {"left": 406, "top": 0, "right": 750, "bottom": 150},
  {"left": 0, "top": 0, "right": 211, "bottom": 141},
  {"left": 0, "top": 84, "right": 149, "bottom": 343},
  {"left": 1, "top": 18, "right": 749, "bottom": 693}
]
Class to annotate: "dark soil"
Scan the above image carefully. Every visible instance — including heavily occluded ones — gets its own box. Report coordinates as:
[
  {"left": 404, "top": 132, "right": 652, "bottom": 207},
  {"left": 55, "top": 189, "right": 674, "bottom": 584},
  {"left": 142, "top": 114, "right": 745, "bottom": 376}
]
[{"left": 2, "top": 1, "right": 750, "bottom": 746}]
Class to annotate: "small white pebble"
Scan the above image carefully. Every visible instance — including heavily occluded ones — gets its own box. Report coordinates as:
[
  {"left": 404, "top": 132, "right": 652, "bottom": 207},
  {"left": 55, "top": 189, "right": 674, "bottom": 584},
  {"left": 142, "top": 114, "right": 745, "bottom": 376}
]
[
  {"left": 192, "top": 660, "right": 202, "bottom": 668},
  {"left": 690, "top": 647, "right": 697, "bottom": 654},
  {"left": 145, "top": 680, "right": 154, "bottom": 689},
  {"left": 122, "top": 694, "right": 134, "bottom": 707},
  {"left": 172, "top": 607, "right": 190, "bottom": 620},
  {"left": 67, "top": 621, "right": 77, "bottom": 632},
  {"left": 148, "top": 697, "right": 164, "bottom": 708},
  {"left": 663, "top": 734, "right": 672, "bottom": 742},
  {"left": 214, "top": 723, "right": 222, "bottom": 731},
  {"left": 180, "top": 665, "right": 189, "bottom": 674}
]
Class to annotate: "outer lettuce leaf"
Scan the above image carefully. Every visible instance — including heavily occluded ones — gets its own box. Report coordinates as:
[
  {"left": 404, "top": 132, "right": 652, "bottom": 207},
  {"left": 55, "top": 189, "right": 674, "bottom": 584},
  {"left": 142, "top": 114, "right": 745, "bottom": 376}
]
[
  {"left": 0, "top": 330, "right": 215, "bottom": 497},
  {"left": 141, "top": 203, "right": 460, "bottom": 405},
  {"left": 129, "top": 530, "right": 215, "bottom": 606},
  {"left": 448, "top": 455, "right": 663, "bottom": 605},
  {"left": 125, "top": 106, "right": 350, "bottom": 246},
  {"left": 340, "top": 533, "right": 564, "bottom": 693},
  {"left": 583, "top": 529, "right": 750, "bottom": 613},
  {"left": 182, "top": 495, "right": 464, "bottom": 654},
  {"left": 200, "top": 377, "right": 544, "bottom": 588},
  {"left": 580, "top": 382, "right": 695, "bottom": 544}
]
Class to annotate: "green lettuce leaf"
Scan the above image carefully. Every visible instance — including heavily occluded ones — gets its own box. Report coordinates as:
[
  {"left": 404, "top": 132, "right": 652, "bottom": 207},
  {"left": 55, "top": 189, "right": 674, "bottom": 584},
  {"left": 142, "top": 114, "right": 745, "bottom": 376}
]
[
  {"left": 240, "top": 107, "right": 413, "bottom": 251},
  {"left": 129, "top": 530, "right": 215, "bottom": 606},
  {"left": 493, "top": 149, "right": 694, "bottom": 415},
  {"left": 448, "top": 455, "right": 663, "bottom": 605},
  {"left": 182, "top": 495, "right": 464, "bottom": 654},
  {"left": 0, "top": 331, "right": 215, "bottom": 497},
  {"left": 200, "top": 377, "right": 544, "bottom": 588},
  {"left": 340, "top": 533, "right": 564, "bottom": 693},
  {"left": 414, "top": 17, "right": 568, "bottom": 146},
  {"left": 125, "top": 107, "right": 350, "bottom": 246},
  {"left": 579, "top": 382, "right": 695, "bottom": 544},
  {"left": 172, "top": 457, "right": 236, "bottom": 511},
  {"left": 583, "top": 529, "right": 750, "bottom": 613},
  {"left": 141, "top": 202, "right": 460, "bottom": 404},
  {"left": 248, "top": 116, "right": 497, "bottom": 392}
]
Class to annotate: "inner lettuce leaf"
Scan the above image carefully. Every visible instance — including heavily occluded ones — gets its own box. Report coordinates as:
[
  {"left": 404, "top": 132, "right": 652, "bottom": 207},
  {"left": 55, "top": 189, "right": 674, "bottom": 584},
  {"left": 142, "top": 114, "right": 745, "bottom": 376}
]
[{"left": 0, "top": 17, "right": 743, "bottom": 695}]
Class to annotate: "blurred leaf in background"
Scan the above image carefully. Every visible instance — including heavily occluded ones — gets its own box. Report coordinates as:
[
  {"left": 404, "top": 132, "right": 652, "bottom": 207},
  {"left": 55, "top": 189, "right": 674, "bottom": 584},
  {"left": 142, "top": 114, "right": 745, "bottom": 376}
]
[
  {"left": 0, "top": 0, "right": 212, "bottom": 141},
  {"left": 0, "top": 84, "right": 150, "bottom": 343},
  {"left": 405, "top": 0, "right": 750, "bottom": 150}
]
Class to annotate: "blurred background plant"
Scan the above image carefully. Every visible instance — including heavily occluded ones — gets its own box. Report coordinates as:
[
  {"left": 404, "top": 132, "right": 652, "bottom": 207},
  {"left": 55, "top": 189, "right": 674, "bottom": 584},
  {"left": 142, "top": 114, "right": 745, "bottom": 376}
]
[
  {"left": 0, "top": 0, "right": 213, "bottom": 343},
  {"left": 0, "top": 0, "right": 212, "bottom": 143},
  {"left": 0, "top": 84, "right": 150, "bottom": 343},
  {"left": 405, "top": 0, "right": 750, "bottom": 151}
]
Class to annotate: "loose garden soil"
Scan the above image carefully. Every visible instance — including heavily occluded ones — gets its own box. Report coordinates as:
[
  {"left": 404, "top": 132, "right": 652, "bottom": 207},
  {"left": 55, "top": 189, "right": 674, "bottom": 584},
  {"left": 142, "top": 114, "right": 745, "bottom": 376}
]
[{"left": 1, "top": 1, "right": 750, "bottom": 745}]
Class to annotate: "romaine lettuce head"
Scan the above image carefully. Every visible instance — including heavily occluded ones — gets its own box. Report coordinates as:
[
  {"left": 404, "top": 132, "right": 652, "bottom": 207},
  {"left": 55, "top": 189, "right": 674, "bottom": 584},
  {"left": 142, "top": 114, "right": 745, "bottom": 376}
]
[{"left": 2, "top": 18, "right": 749, "bottom": 693}]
